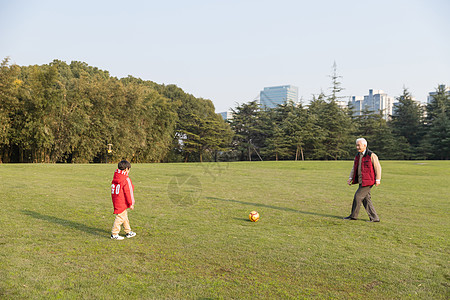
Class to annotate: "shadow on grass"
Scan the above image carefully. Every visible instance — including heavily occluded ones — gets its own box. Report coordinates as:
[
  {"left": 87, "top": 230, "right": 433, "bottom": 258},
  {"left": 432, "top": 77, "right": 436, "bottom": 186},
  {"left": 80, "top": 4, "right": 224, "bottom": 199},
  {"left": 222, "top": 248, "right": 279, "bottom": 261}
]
[
  {"left": 207, "top": 197, "right": 343, "bottom": 220},
  {"left": 232, "top": 217, "right": 253, "bottom": 222},
  {"left": 22, "top": 210, "right": 110, "bottom": 237}
]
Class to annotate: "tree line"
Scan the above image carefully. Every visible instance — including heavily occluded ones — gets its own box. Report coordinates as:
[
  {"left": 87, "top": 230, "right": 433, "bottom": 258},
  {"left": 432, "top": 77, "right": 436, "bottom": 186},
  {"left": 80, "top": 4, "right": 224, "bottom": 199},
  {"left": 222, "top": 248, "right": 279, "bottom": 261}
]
[
  {"left": 0, "top": 58, "right": 231, "bottom": 163},
  {"left": 229, "top": 85, "right": 449, "bottom": 161},
  {"left": 0, "top": 58, "right": 448, "bottom": 163}
]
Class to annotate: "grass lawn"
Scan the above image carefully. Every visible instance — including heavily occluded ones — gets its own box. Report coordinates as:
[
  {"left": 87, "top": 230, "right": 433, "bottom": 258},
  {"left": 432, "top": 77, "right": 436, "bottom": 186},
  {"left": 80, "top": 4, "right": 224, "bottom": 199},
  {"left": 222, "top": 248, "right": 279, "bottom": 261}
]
[{"left": 0, "top": 161, "right": 449, "bottom": 299}]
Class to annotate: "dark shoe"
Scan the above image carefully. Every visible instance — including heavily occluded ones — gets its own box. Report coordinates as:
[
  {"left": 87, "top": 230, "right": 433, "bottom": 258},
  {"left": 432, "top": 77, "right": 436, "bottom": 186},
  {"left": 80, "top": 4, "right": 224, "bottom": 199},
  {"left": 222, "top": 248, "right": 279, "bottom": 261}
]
[
  {"left": 343, "top": 216, "right": 357, "bottom": 220},
  {"left": 366, "top": 219, "right": 380, "bottom": 222}
]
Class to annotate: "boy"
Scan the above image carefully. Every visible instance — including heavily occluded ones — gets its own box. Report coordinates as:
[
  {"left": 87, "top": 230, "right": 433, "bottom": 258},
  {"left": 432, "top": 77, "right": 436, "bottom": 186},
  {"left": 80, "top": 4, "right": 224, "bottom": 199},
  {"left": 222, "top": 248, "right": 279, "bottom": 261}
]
[{"left": 110, "top": 160, "right": 136, "bottom": 240}]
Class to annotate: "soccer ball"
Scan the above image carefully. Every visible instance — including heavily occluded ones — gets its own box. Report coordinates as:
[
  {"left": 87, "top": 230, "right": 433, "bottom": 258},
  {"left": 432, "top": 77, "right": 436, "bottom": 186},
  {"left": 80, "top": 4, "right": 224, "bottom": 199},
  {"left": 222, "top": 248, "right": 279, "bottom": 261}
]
[{"left": 249, "top": 211, "right": 260, "bottom": 222}]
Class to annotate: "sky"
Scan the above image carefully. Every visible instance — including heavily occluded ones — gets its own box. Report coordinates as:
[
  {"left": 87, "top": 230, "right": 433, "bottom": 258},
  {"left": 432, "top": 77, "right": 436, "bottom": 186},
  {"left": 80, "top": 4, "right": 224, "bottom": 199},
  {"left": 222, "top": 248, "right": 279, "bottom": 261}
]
[{"left": 1, "top": 0, "right": 449, "bottom": 112}]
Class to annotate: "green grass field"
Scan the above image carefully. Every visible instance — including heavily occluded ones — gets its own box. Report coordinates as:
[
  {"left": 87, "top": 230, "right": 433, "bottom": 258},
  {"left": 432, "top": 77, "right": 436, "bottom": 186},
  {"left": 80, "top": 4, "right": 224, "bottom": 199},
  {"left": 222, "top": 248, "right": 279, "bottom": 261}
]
[{"left": 1, "top": 161, "right": 449, "bottom": 299}]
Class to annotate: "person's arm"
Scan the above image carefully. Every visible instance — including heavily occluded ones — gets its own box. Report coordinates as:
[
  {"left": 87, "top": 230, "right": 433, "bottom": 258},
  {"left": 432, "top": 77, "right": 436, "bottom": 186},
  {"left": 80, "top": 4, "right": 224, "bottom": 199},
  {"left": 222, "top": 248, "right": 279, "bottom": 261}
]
[
  {"left": 371, "top": 153, "right": 382, "bottom": 186},
  {"left": 347, "top": 165, "right": 355, "bottom": 185},
  {"left": 123, "top": 178, "right": 135, "bottom": 209}
]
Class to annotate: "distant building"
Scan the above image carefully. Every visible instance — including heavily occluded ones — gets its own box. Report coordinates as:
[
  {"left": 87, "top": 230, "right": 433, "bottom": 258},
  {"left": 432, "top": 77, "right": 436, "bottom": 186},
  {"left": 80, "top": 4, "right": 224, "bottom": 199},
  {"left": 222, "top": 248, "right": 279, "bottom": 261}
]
[
  {"left": 349, "top": 96, "right": 364, "bottom": 115},
  {"left": 219, "top": 110, "right": 233, "bottom": 121},
  {"left": 259, "top": 85, "right": 299, "bottom": 108},
  {"left": 427, "top": 84, "right": 450, "bottom": 104},
  {"left": 349, "top": 89, "right": 396, "bottom": 119},
  {"left": 335, "top": 99, "right": 349, "bottom": 109}
]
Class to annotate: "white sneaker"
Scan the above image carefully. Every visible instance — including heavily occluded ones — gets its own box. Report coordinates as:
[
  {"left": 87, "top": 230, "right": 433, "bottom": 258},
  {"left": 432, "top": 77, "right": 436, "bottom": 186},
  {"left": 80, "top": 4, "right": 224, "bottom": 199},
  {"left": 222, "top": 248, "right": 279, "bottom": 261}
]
[
  {"left": 125, "top": 231, "right": 136, "bottom": 238},
  {"left": 111, "top": 234, "right": 124, "bottom": 240}
]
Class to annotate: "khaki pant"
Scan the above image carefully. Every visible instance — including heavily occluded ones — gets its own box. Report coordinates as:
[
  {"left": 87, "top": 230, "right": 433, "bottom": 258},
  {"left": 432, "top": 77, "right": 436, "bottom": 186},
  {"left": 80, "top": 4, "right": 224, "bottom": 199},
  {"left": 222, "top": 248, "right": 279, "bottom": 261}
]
[
  {"left": 112, "top": 209, "right": 131, "bottom": 235},
  {"left": 350, "top": 185, "right": 380, "bottom": 221}
]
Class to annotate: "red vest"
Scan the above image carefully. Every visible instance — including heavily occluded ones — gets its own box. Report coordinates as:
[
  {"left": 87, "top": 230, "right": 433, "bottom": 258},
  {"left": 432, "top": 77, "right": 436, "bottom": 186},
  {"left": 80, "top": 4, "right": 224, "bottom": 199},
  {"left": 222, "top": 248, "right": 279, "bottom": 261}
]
[{"left": 352, "top": 150, "right": 376, "bottom": 187}]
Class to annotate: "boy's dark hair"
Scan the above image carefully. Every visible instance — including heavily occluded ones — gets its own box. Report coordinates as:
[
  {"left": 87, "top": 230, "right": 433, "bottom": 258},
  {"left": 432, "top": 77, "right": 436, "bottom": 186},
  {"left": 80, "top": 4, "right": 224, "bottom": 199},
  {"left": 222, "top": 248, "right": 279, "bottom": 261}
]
[{"left": 118, "top": 160, "right": 131, "bottom": 170}]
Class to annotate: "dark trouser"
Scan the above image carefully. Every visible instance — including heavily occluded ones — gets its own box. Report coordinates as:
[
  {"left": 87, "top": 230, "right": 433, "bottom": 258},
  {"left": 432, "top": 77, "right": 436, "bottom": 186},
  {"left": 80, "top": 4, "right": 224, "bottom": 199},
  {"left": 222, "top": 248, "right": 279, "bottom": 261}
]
[{"left": 350, "top": 185, "right": 379, "bottom": 221}]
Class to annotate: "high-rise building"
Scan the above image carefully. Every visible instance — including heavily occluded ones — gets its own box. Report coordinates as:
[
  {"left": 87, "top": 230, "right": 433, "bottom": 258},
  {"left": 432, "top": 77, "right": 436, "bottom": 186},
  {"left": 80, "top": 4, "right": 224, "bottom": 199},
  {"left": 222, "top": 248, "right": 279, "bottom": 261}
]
[
  {"left": 427, "top": 84, "right": 450, "bottom": 104},
  {"left": 259, "top": 85, "right": 299, "bottom": 108},
  {"left": 349, "top": 89, "right": 396, "bottom": 119},
  {"left": 349, "top": 96, "right": 364, "bottom": 115},
  {"left": 219, "top": 110, "right": 233, "bottom": 121}
]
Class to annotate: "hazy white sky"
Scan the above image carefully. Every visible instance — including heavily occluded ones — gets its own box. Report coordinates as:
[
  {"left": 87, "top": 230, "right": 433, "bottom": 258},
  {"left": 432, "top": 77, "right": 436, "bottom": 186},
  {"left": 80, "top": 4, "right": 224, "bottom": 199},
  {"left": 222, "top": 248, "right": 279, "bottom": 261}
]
[{"left": 1, "top": 0, "right": 449, "bottom": 112}]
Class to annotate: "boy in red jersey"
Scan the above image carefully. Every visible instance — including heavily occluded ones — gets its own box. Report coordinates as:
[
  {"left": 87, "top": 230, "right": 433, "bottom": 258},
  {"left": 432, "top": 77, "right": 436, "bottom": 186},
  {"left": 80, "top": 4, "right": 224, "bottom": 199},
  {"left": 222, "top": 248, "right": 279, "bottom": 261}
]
[{"left": 110, "top": 160, "right": 136, "bottom": 240}]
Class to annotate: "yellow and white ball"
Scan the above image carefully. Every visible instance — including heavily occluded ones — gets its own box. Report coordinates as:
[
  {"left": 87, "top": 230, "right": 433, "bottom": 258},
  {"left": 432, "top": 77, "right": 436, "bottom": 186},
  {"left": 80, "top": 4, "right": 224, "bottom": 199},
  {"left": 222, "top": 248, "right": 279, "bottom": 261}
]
[{"left": 249, "top": 211, "right": 260, "bottom": 222}]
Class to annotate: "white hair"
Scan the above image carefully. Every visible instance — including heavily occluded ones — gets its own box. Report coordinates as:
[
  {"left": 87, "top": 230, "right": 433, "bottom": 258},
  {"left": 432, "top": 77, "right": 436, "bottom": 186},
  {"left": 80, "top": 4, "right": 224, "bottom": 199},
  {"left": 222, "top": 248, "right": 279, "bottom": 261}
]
[{"left": 356, "top": 138, "right": 367, "bottom": 146}]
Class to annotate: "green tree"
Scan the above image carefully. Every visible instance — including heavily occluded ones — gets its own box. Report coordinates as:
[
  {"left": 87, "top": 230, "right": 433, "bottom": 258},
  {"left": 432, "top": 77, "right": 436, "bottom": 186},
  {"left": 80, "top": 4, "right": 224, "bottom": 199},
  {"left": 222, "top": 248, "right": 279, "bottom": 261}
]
[
  {"left": 0, "top": 58, "right": 20, "bottom": 162},
  {"left": 352, "top": 108, "right": 405, "bottom": 159},
  {"left": 282, "top": 103, "right": 320, "bottom": 161},
  {"left": 326, "top": 62, "right": 352, "bottom": 159},
  {"left": 258, "top": 107, "right": 292, "bottom": 161},
  {"left": 229, "top": 101, "right": 265, "bottom": 161},
  {"left": 306, "top": 94, "right": 329, "bottom": 159},
  {"left": 389, "top": 88, "right": 424, "bottom": 159},
  {"left": 308, "top": 93, "right": 352, "bottom": 160},
  {"left": 424, "top": 85, "right": 450, "bottom": 159},
  {"left": 9, "top": 63, "right": 65, "bottom": 162},
  {"left": 263, "top": 123, "right": 291, "bottom": 161},
  {"left": 161, "top": 84, "right": 232, "bottom": 162},
  {"left": 328, "top": 61, "right": 345, "bottom": 103},
  {"left": 176, "top": 112, "right": 232, "bottom": 162},
  {"left": 117, "top": 76, "right": 178, "bottom": 162},
  {"left": 1, "top": 58, "right": 232, "bottom": 163}
]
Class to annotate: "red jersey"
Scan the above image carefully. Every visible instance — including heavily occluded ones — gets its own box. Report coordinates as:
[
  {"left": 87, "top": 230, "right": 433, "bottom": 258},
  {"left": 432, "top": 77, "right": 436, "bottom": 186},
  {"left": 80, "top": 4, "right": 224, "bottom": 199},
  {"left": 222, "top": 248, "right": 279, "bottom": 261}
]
[{"left": 111, "top": 169, "right": 135, "bottom": 214}]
